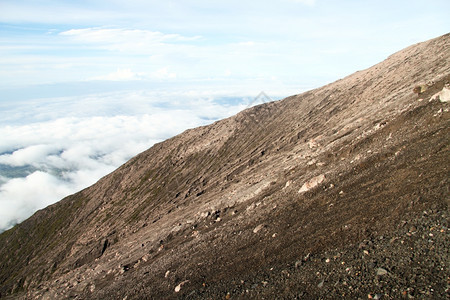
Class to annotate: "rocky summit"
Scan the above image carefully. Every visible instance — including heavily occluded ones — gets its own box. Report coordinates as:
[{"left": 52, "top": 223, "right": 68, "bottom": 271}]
[{"left": 0, "top": 34, "right": 449, "bottom": 299}]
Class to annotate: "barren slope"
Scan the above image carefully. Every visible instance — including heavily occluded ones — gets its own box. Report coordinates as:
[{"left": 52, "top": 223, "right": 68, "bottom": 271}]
[{"left": 0, "top": 33, "right": 449, "bottom": 299}]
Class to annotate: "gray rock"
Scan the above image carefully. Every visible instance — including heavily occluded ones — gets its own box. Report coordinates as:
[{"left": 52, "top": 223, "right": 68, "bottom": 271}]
[
  {"left": 317, "top": 280, "right": 324, "bottom": 288},
  {"left": 376, "top": 268, "right": 388, "bottom": 276},
  {"left": 253, "top": 224, "right": 264, "bottom": 233}
]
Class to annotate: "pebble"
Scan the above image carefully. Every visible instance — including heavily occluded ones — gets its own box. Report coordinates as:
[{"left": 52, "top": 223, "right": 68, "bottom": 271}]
[
  {"left": 298, "top": 174, "right": 325, "bottom": 193},
  {"left": 317, "top": 280, "right": 324, "bottom": 288},
  {"left": 376, "top": 268, "right": 388, "bottom": 276},
  {"left": 200, "top": 211, "right": 210, "bottom": 218},
  {"left": 253, "top": 224, "right": 264, "bottom": 233},
  {"left": 174, "top": 280, "right": 189, "bottom": 293}
]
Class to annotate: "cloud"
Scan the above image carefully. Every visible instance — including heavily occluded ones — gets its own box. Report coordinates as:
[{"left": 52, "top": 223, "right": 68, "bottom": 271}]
[
  {"left": 59, "top": 28, "right": 201, "bottom": 52},
  {"left": 287, "top": 0, "right": 316, "bottom": 5},
  {"left": 0, "top": 144, "right": 59, "bottom": 167},
  {"left": 89, "top": 67, "right": 177, "bottom": 81},
  {"left": 90, "top": 68, "right": 145, "bottom": 81},
  {"left": 0, "top": 171, "right": 73, "bottom": 230},
  {"left": 0, "top": 90, "right": 248, "bottom": 232},
  {"left": 151, "top": 67, "right": 177, "bottom": 79}
]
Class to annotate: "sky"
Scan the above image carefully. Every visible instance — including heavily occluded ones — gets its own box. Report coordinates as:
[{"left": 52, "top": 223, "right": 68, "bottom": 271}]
[{"left": 0, "top": 0, "right": 449, "bottom": 231}]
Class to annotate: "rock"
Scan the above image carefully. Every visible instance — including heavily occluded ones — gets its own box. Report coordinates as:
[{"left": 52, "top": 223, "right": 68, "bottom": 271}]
[
  {"left": 253, "top": 224, "right": 264, "bottom": 233},
  {"left": 298, "top": 174, "right": 326, "bottom": 193},
  {"left": 376, "top": 268, "right": 388, "bottom": 276},
  {"left": 307, "top": 159, "right": 317, "bottom": 166},
  {"left": 317, "top": 280, "right": 324, "bottom": 288},
  {"left": 200, "top": 211, "right": 210, "bottom": 218},
  {"left": 413, "top": 84, "right": 427, "bottom": 94},
  {"left": 174, "top": 280, "right": 189, "bottom": 293},
  {"left": 430, "top": 86, "right": 450, "bottom": 102},
  {"left": 440, "top": 86, "right": 450, "bottom": 102}
]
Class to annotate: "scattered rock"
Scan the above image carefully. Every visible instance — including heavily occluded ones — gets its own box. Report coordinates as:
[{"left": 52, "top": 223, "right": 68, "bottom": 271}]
[
  {"left": 298, "top": 174, "right": 326, "bottom": 193},
  {"left": 376, "top": 268, "right": 388, "bottom": 276},
  {"left": 307, "top": 159, "right": 317, "bottom": 166},
  {"left": 413, "top": 84, "right": 427, "bottom": 95},
  {"left": 317, "top": 280, "right": 324, "bottom": 288},
  {"left": 430, "top": 86, "right": 450, "bottom": 102},
  {"left": 440, "top": 86, "right": 450, "bottom": 102},
  {"left": 253, "top": 224, "right": 264, "bottom": 233},
  {"left": 200, "top": 211, "right": 210, "bottom": 218},
  {"left": 174, "top": 280, "right": 189, "bottom": 293}
]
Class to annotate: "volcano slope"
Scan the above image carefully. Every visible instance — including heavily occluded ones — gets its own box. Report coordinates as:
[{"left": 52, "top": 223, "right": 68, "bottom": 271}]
[{"left": 1, "top": 34, "right": 449, "bottom": 299}]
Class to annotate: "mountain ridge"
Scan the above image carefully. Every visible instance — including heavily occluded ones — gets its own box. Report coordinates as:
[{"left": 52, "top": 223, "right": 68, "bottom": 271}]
[{"left": 0, "top": 33, "right": 449, "bottom": 299}]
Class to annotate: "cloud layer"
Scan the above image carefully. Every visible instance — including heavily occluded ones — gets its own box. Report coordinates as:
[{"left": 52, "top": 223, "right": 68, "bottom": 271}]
[{"left": 0, "top": 90, "right": 248, "bottom": 231}]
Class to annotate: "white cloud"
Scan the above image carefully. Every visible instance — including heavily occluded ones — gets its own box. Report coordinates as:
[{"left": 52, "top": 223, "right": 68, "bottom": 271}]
[
  {"left": 0, "top": 171, "right": 73, "bottom": 230},
  {"left": 287, "top": 0, "right": 316, "bottom": 5},
  {"left": 90, "top": 68, "right": 145, "bottom": 81},
  {"left": 0, "top": 90, "right": 248, "bottom": 232},
  {"left": 151, "top": 67, "right": 177, "bottom": 79},
  {"left": 0, "top": 144, "right": 59, "bottom": 167},
  {"left": 89, "top": 67, "right": 177, "bottom": 81},
  {"left": 59, "top": 28, "right": 201, "bottom": 52}
]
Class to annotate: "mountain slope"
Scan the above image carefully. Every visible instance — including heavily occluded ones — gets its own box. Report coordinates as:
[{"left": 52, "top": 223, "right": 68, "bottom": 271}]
[{"left": 1, "top": 33, "right": 449, "bottom": 299}]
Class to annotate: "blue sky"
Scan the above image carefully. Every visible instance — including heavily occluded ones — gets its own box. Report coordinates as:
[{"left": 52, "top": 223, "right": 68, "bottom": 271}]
[
  {"left": 0, "top": 0, "right": 449, "bottom": 231},
  {"left": 1, "top": 0, "right": 448, "bottom": 93}
]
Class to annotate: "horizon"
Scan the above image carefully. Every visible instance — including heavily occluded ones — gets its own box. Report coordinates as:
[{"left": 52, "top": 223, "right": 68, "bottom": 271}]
[{"left": 1, "top": 0, "right": 449, "bottom": 231}]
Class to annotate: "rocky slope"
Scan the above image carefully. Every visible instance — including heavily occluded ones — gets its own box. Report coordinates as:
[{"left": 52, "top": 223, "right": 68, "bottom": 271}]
[{"left": 0, "top": 33, "right": 449, "bottom": 299}]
